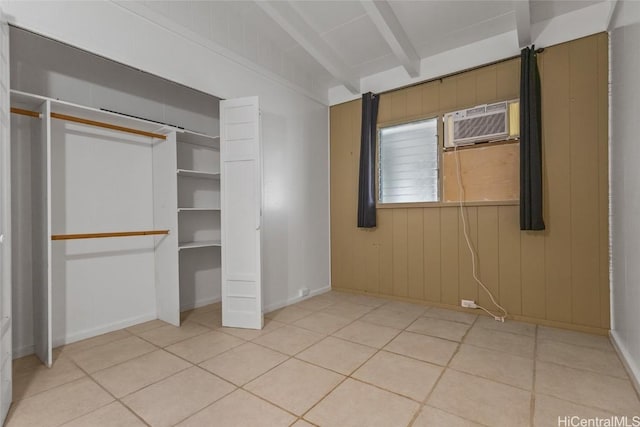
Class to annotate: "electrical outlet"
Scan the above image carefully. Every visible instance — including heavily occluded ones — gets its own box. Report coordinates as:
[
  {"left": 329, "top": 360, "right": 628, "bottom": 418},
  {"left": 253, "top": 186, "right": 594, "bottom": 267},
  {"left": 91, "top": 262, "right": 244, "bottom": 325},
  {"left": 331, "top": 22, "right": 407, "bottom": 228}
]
[
  {"left": 299, "top": 288, "right": 310, "bottom": 298},
  {"left": 461, "top": 299, "right": 477, "bottom": 309}
]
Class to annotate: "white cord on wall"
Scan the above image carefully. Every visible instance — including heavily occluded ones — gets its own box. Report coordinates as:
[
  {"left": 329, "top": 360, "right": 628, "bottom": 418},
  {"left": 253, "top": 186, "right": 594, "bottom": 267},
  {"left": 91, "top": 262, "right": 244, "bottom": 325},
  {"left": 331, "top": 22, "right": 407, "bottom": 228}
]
[{"left": 453, "top": 145, "right": 509, "bottom": 322}]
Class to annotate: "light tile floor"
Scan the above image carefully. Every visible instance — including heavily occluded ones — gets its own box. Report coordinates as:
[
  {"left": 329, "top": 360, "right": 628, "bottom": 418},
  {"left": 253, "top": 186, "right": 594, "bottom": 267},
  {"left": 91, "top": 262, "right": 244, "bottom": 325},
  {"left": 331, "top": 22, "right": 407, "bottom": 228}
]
[{"left": 6, "top": 291, "right": 640, "bottom": 426}]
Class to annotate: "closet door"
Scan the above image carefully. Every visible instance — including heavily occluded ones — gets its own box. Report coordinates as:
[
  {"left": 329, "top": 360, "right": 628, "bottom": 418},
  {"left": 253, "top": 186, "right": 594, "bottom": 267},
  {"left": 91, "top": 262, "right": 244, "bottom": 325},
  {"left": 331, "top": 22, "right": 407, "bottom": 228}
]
[
  {"left": 220, "top": 96, "right": 263, "bottom": 330},
  {"left": 0, "top": 12, "right": 11, "bottom": 425}
]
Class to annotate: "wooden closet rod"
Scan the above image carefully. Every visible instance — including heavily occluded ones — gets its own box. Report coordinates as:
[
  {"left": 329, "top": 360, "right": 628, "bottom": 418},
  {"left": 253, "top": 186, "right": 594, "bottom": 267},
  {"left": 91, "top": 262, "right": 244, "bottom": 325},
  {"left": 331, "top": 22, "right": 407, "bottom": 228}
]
[
  {"left": 11, "top": 107, "right": 40, "bottom": 118},
  {"left": 51, "top": 230, "right": 170, "bottom": 240},
  {"left": 9, "top": 107, "right": 167, "bottom": 140},
  {"left": 51, "top": 113, "right": 167, "bottom": 140}
]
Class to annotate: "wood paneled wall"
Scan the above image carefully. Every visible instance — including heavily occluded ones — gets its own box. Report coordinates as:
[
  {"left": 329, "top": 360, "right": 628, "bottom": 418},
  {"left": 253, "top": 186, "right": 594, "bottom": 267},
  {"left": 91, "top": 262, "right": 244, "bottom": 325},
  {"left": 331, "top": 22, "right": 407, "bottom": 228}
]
[{"left": 330, "top": 33, "right": 609, "bottom": 333}]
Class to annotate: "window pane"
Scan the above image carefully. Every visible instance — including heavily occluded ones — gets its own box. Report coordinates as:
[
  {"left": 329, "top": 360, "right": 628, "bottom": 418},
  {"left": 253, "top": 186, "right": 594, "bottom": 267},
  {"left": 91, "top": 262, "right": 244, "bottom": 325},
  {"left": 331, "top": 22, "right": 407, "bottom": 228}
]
[{"left": 379, "top": 118, "right": 439, "bottom": 203}]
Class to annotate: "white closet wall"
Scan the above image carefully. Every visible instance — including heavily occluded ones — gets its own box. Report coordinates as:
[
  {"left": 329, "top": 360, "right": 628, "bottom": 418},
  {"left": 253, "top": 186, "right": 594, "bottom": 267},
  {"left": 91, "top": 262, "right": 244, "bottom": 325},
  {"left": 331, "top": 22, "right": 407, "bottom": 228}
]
[
  {"left": 49, "top": 117, "right": 157, "bottom": 346},
  {"left": 10, "top": 114, "right": 35, "bottom": 358}
]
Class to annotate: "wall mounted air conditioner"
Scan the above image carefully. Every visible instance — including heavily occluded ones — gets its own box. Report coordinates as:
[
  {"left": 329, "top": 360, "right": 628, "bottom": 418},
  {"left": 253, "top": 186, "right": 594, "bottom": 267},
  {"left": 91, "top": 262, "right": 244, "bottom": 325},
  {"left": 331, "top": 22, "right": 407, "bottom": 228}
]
[{"left": 443, "top": 100, "right": 519, "bottom": 148}]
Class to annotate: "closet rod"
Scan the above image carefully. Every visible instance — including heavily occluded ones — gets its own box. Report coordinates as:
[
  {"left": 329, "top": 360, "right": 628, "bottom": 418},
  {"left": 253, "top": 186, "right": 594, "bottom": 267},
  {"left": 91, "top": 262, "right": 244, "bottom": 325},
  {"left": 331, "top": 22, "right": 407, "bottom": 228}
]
[
  {"left": 9, "top": 107, "right": 167, "bottom": 140},
  {"left": 51, "top": 230, "right": 170, "bottom": 240},
  {"left": 51, "top": 113, "right": 167, "bottom": 140},
  {"left": 11, "top": 107, "right": 40, "bottom": 118}
]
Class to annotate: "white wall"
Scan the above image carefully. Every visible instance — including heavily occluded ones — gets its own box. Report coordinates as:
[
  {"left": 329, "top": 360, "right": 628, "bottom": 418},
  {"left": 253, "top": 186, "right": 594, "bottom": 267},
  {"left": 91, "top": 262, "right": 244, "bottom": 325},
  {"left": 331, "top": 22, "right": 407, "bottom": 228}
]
[
  {"left": 10, "top": 115, "right": 34, "bottom": 357},
  {"left": 49, "top": 121, "right": 158, "bottom": 349},
  {"left": 4, "top": 1, "right": 330, "bottom": 329},
  {"left": 610, "top": 0, "right": 640, "bottom": 391}
]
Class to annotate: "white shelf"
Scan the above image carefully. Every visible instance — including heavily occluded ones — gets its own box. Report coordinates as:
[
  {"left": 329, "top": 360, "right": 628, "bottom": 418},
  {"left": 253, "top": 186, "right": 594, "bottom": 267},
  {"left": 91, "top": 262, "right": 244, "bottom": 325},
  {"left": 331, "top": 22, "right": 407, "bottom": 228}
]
[
  {"left": 178, "top": 240, "right": 222, "bottom": 250},
  {"left": 177, "top": 130, "right": 220, "bottom": 149},
  {"left": 177, "top": 169, "right": 220, "bottom": 180},
  {"left": 178, "top": 208, "right": 220, "bottom": 212}
]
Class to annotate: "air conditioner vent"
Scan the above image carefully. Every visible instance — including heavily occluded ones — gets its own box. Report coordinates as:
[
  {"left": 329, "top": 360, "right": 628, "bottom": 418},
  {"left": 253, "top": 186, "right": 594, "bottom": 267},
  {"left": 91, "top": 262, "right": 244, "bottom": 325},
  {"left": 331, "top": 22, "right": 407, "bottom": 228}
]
[
  {"left": 444, "top": 100, "right": 519, "bottom": 148},
  {"left": 467, "top": 106, "right": 486, "bottom": 116},
  {"left": 486, "top": 102, "right": 507, "bottom": 113},
  {"left": 454, "top": 112, "right": 506, "bottom": 140}
]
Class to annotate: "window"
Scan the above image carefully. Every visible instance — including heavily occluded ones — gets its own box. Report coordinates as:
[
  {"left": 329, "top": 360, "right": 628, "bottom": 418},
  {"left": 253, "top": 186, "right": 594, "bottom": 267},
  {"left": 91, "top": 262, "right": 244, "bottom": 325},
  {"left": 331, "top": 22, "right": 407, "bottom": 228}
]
[{"left": 378, "top": 118, "right": 439, "bottom": 204}]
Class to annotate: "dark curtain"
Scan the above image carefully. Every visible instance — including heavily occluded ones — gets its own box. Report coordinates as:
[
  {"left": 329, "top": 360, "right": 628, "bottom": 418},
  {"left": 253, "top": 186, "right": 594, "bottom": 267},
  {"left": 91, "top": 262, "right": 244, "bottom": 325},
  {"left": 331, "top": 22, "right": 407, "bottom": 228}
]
[
  {"left": 357, "top": 92, "right": 379, "bottom": 228},
  {"left": 520, "top": 47, "right": 545, "bottom": 231}
]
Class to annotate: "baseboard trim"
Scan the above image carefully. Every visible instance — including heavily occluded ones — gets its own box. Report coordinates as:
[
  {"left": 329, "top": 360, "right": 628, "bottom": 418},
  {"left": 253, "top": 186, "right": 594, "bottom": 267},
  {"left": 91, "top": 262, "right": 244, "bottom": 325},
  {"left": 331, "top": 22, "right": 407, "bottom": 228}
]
[
  {"left": 263, "top": 286, "right": 332, "bottom": 314},
  {"left": 610, "top": 330, "right": 640, "bottom": 396},
  {"left": 52, "top": 312, "right": 157, "bottom": 349},
  {"left": 330, "top": 286, "right": 611, "bottom": 336},
  {"left": 180, "top": 296, "right": 221, "bottom": 312}
]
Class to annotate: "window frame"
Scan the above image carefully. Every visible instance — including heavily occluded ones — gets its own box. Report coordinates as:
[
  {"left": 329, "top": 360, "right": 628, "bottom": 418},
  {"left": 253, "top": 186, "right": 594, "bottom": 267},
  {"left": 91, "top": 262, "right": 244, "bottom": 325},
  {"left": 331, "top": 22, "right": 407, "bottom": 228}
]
[{"left": 376, "top": 116, "right": 442, "bottom": 206}]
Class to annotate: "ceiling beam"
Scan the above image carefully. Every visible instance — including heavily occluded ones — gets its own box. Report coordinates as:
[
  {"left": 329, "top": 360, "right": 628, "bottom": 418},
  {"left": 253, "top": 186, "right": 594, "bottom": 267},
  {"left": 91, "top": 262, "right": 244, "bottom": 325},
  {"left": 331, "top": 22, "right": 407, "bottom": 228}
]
[
  {"left": 361, "top": 0, "right": 420, "bottom": 78},
  {"left": 256, "top": 1, "right": 360, "bottom": 94},
  {"left": 514, "top": 0, "right": 531, "bottom": 48}
]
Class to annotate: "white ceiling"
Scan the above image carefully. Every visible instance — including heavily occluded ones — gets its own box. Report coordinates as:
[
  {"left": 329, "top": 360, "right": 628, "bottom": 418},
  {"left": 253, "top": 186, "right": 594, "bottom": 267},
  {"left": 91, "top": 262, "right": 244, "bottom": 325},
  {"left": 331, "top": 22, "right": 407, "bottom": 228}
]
[{"left": 135, "top": 0, "right": 612, "bottom": 104}]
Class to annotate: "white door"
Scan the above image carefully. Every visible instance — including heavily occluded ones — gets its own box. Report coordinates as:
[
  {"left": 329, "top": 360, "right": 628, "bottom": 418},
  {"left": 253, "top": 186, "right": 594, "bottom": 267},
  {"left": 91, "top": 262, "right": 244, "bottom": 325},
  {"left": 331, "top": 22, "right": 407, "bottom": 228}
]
[
  {"left": 0, "top": 12, "right": 11, "bottom": 425},
  {"left": 220, "top": 96, "right": 262, "bottom": 330}
]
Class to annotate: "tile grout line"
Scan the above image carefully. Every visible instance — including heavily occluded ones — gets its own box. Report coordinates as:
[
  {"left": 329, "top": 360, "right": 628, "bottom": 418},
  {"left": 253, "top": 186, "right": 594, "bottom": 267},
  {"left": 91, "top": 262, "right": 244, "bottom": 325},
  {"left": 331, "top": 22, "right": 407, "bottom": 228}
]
[
  {"left": 15, "top": 339, "right": 157, "bottom": 403},
  {"left": 135, "top": 324, "right": 212, "bottom": 350},
  {"left": 174, "top": 299, "right": 358, "bottom": 425},
  {"left": 296, "top": 302, "right": 470, "bottom": 425},
  {"left": 388, "top": 319, "right": 540, "bottom": 393},
  {"left": 407, "top": 311, "right": 482, "bottom": 427},
  {"left": 165, "top": 369, "right": 238, "bottom": 427},
  {"left": 296, "top": 300, "right": 395, "bottom": 417},
  {"left": 63, "top": 315, "right": 241, "bottom": 426},
  {"left": 168, "top": 354, "right": 301, "bottom": 426},
  {"left": 296, "top": 308, "right": 403, "bottom": 423},
  {"left": 222, "top": 304, "right": 362, "bottom": 425},
  {"left": 287, "top": 298, "right": 413, "bottom": 422},
  {"left": 63, "top": 353, "right": 155, "bottom": 427}
]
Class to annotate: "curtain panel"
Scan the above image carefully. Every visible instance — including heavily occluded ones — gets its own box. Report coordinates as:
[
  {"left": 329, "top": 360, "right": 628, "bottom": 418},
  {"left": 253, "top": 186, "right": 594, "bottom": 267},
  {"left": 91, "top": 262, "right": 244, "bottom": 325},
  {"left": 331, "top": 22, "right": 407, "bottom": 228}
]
[
  {"left": 357, "top": 92, "right": 379, "bottom": 228},
  {"left": 520, "top": 47, "right": 545, "bottom": 231}
]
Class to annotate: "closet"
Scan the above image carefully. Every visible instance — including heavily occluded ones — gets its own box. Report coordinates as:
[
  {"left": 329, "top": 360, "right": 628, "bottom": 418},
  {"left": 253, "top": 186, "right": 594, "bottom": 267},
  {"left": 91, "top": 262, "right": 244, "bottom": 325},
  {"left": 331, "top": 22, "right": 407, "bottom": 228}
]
[
  {"left": 0, "top": 44, "right": 266, "bottom": 427},
  {"left": 0, "top": 23, "right": 268, "bottom": 424},
  {"left": 9, "top": 89, "right": 263, "bottom": 369}
]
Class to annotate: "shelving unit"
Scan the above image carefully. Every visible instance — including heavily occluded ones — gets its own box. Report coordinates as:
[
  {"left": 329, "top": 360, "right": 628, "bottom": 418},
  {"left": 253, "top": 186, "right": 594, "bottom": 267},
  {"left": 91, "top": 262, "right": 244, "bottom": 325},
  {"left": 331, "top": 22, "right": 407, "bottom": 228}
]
[{"left": 175, "top": 130, "right": 222, "bottom": 312}]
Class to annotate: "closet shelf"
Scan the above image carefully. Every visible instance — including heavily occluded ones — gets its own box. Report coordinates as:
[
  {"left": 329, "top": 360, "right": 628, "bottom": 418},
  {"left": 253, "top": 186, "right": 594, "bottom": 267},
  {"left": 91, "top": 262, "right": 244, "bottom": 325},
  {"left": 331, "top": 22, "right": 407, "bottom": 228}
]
[
  {"left": 178, "top": 240, "right": 222, "bottom": 250},
  {"left": 178, "top": 131, "right": 220, "bottom": 150},
  {"left": 178, "top": 208, "right": 220, "bottom": 212},
  {"left": 177, "top": 169, "right": 220, "bottom": 180}
]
